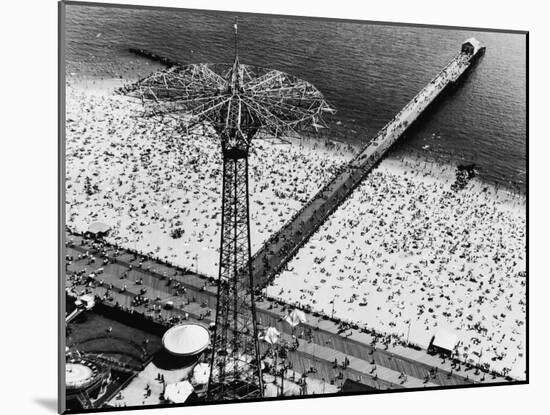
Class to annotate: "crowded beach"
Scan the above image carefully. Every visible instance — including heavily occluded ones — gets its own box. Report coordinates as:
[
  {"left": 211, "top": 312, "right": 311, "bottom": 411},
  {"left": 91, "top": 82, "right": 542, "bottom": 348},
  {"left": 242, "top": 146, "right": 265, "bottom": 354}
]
[
  {"left": 65, "top": 78, "right": 354, "bottom": 278},
  {"left": 66, "top": 72, "right": 526, "bottom": 382},
  {"left": 270, "top": 157, "right": 526, "bottom": 379}
]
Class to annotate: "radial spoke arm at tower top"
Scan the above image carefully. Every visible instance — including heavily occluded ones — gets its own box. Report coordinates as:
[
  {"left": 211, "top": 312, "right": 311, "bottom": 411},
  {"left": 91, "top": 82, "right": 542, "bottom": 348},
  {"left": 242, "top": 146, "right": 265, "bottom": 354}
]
[{"left": 117, "top": 20, "right": 334, "bottom": 401}]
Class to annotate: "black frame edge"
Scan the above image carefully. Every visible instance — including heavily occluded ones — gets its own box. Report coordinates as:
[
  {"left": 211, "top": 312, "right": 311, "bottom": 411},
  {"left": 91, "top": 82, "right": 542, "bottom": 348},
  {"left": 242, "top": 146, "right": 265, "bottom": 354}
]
[{"left": 58, "top": 1, "right": 67, "bottom": 414}]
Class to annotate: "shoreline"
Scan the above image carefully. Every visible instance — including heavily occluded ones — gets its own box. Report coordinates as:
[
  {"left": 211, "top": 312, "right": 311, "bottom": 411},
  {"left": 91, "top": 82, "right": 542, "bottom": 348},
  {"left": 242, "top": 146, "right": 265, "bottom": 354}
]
[{"left": 66, "top": 71, "right": 527, "bottom": 198}]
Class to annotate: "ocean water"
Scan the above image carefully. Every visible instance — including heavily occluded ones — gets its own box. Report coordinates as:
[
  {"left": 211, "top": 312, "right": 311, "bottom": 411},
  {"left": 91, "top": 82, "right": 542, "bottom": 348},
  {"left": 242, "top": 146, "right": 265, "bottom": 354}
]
[{"left": 64, "top": 4, "right": 527, "bottom": 192}]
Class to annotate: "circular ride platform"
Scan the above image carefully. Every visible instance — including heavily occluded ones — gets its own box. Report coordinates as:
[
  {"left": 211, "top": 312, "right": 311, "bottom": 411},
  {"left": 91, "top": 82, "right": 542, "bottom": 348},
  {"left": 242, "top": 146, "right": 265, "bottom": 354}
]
[{"left": 66, "top": 361, "right": 100, "bottom": 391}]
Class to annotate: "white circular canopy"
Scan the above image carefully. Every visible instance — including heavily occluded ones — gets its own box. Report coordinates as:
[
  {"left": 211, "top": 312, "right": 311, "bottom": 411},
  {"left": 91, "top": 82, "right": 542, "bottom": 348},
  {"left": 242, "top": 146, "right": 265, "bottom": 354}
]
[
  {"left": 66, "top": 363, "right": 95, "bottom": 390},
  {"left": 162, "top": 324, "right": 210, "bottom": 356}
]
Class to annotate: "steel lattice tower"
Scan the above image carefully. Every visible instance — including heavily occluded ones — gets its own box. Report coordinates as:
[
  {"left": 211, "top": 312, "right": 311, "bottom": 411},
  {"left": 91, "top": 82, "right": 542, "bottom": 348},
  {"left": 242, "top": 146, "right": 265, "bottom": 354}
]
[
  {"left": 208, "top": 47, "right": 264, "bottom": 400},
  {"left": 119, "top": 20, "right": 334, "bottom": 401}
]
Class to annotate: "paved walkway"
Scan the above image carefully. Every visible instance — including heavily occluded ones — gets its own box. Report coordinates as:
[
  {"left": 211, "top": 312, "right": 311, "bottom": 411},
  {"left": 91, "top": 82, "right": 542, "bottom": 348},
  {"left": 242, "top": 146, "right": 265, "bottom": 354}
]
[{"left": 66, "top": 232, "right": 508, "bottom": 391}]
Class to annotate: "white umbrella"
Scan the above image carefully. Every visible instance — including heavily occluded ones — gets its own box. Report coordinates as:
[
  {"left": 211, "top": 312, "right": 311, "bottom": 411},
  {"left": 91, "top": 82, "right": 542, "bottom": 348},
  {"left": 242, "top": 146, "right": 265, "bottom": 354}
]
[
  {"left": 285, "top": 309, "right": 307, "bottom": 327},
  {"left": 264, "top": 327, "right": 280, "bottom": 345},
  {"left": 164, "top": 381, "right": 194, "bottom": 403}
]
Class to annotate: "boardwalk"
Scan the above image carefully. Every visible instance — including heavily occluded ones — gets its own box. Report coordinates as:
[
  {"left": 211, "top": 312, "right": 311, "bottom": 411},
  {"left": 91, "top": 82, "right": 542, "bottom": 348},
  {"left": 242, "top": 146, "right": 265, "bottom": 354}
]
[
  {"left": 251, "top": 48, "right": 480, "bottom": 289},
  {"left": 66, "top": 229, "right": 508, "bottom": 392}
]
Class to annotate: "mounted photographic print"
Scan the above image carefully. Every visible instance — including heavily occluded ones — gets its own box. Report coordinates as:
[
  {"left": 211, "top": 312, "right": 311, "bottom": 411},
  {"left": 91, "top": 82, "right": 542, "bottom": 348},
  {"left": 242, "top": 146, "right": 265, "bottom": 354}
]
[{"left": 59, "top": 1, "right": 528, "bottom": 413}]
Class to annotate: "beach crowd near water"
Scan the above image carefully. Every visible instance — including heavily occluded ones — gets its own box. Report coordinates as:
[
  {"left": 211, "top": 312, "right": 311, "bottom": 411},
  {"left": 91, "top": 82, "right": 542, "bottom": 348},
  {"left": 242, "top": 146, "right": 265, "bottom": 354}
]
[{"left": 65, "top": 73, "right": 526, "bottom": 382}]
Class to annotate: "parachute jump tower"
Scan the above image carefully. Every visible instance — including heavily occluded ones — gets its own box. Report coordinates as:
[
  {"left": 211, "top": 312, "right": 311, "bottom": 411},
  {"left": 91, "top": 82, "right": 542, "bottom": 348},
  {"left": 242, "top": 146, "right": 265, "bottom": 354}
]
[{"left": 120, "top": 20, "right": 334, "bottom": 400}]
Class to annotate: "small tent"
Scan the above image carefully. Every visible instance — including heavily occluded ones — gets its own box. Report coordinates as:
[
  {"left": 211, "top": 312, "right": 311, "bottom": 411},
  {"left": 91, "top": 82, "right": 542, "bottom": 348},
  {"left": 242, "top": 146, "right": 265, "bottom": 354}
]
[
  {"left": 429, "top": 329, "right": 459, "bottom": 356},
  {"left": 87, "top": 222, "right": 111, "bottom": 237}
]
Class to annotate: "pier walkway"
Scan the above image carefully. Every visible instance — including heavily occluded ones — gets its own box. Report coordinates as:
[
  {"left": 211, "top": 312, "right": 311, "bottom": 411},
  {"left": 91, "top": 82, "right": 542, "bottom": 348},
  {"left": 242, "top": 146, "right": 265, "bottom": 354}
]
[{"left": 251, "top": 44, "right": 482, "bottom": 289}]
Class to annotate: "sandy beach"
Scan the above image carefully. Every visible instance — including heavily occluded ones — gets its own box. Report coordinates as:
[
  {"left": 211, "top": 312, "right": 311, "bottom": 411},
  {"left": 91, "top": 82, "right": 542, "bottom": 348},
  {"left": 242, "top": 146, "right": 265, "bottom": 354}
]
[
  {"left": 66, "top": 74, "right": 526, "bottom": 381},
  {"left": 65, "top": 76, "right": 354, "bottom": 278},
  {"left": 270, "top": 157, "right": 526, "bottom": 379}
]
